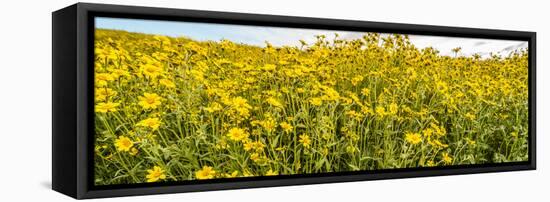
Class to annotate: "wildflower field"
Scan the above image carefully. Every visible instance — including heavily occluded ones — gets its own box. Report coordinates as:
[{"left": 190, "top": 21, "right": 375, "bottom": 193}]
[{"left": 94, "top": 29, "right": 529, "bottom": 185}]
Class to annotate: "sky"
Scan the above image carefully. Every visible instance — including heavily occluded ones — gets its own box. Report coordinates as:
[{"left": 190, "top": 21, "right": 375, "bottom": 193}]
[{"left": 96, "top": 17, "right": 528, "bottom": 58}]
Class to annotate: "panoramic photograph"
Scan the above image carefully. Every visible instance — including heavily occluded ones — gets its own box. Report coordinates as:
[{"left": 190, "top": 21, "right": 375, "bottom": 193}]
[{"left": 92, "top": 17, "right": 529, "bottom": 185}]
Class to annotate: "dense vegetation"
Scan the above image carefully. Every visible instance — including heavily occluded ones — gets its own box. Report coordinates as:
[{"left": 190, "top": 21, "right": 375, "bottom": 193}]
[{"left": 93, "top": 29, "right": 528, "bottom": 185}]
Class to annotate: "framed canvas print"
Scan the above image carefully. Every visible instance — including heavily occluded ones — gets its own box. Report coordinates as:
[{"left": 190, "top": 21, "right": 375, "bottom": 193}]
[{"left": 52, "top": 3, "right": 536, "bottom": 199}]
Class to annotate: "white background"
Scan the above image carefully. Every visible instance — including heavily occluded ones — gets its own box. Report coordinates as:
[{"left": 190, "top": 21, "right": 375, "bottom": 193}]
[{"left": 0, "top": 0, "right": 547, "bottom": 201}]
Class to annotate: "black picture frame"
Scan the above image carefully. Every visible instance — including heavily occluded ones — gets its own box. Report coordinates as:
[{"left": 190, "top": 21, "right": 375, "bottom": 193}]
[{"left": 52, "top": 3, "right": 536, "bottom": 199}]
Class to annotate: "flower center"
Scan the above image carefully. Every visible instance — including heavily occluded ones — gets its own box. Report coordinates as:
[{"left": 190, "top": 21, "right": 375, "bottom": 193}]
[
  {"left": 146, "top": 66, "right": 157, "bottom": 73},
  {"left": 146, "top": 97, "right": 156, "bottom": 104},
  {"left": 122, "top": 140, "right": 131, "bottom": 147},
  {"left": 151, "top": 171, "right": 161, "bottom": 177}
]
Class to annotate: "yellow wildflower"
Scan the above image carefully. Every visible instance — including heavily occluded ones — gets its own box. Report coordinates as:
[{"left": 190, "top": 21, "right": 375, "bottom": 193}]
[
  {"left": 375, "top": 106, "right": 386, "bottom": 117},
  {"left": 405, "top": 132, "right": 422, "bottom": 145},
  {"left": 130, "top": 148, "right": 139, "bottom": 156},
  {"left": 361, "top": 88, "right": 370, "bottom": 96},
  {"left": 140, "top": 64, "right": 163, "bottom": 79},
  {"left": 95, "top": 102, "right": 120, "bottom": 113},
  {"left": 146, "top": 166, "right": 166, "bottom": 182},
  {"left": 159, "top": 79, "right": 176, "bottom": 88},
  {"left": 224, "top": 171, "right": 239, "bottom": 178},
  {"left": 266, "top": 97, "right": 283, "bottom": 108},
  {"left": 243, "top": 140, "right": 265, "bottom": 152},
  {"left": 465, "top": 112, "right": 476, "bottom": 121},
  {"left": 280, "top": 122, "right": 293, "bottom": 133},
  {"left": 442, "top": 152, "right": 453, "bottom": 165},
  {"left": 204, "top": 102, "right": 223, "bottom": 113},
  {"left": 195, "top": 166, "right": 216, "bottom": 180},
  {"left": 226, "top": 128, "right": 248, "bottom": 141},
  {"left": 351, "top": 75, "right": 364, "bottom": 86},
  {"left": 138, "top": 93, "right": 162, "bottom": 109},
  {"left": 114, "top": 136, "right": 133, "bottom": 152},
  {"left": 95, "top": 88, "right": 117, "bottom": 101},
  {"left": 136, "top": 118, "right": 161, "bottom": 130},
  {"left": 265, "top": 169, "right": 278, "bottom": 176},
  {"left": 95, "top": 73, "right": 114, "bottom": 87},
  {"left": 388, "top": 103, "right": 398, "bottom": 115},
  {"left": 299, "top": 134, "right": 312, "bottom": 148},
  {"left": 309, "top": 97, "right": 323, "bottom": 106}
]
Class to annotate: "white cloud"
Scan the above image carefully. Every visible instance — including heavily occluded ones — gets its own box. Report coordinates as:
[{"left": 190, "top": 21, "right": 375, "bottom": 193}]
[
  {"left": 97, "top": 17, "right": 528, "bottom": 58},
  {"left": 221, "top": 26, "right": 527, "bottom": 58},
  {"left": 407, "top": 35, "right": 527, "bottom": 58}
]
